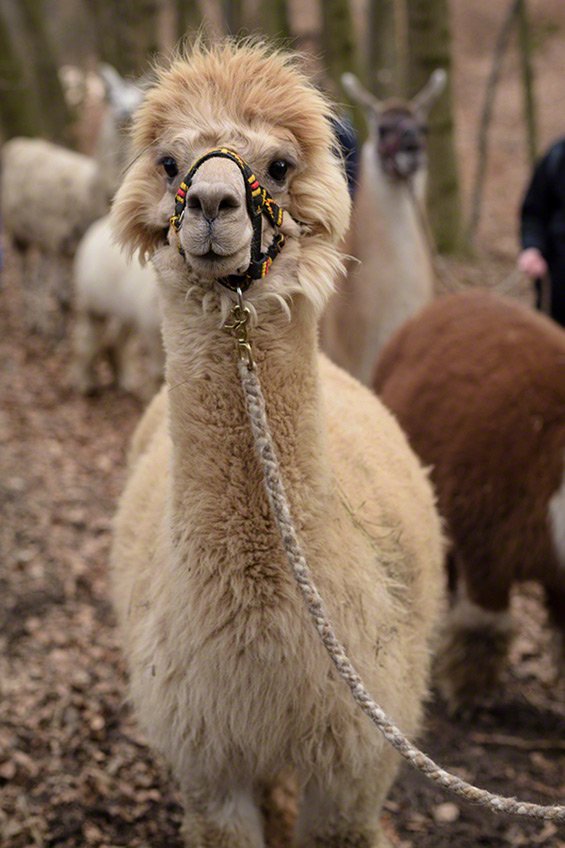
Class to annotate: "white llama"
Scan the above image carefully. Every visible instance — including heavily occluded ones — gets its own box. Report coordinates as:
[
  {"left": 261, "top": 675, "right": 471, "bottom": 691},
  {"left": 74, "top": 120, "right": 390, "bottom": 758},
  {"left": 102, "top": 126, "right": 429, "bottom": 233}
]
[{"left": 322, "top": 70, "right": 446, "bottom": 385}]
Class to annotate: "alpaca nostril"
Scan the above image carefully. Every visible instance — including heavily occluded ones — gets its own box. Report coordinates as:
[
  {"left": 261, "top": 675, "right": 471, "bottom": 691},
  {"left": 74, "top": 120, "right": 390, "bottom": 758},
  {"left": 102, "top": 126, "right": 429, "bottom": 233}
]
[
  {"left": 218, "top": 196, "right": 239, "bottom": 212},
  {"left": 186, "top": 183, "right": 241, "bottom": 222},
  {"left": 187, "top": 195, "right": 203, "bottom": 211}
]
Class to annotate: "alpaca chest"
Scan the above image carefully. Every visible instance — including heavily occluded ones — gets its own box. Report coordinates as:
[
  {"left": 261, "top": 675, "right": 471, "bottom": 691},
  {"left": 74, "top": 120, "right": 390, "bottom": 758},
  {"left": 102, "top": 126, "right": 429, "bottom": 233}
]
[{"left": 133, "top": 581, "right": 332, "bottom": 777}]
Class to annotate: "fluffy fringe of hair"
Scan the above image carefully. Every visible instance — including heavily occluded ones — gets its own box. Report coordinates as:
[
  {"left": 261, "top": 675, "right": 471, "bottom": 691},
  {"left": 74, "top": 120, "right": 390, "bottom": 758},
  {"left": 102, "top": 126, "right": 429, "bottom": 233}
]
[{"left": 131, "top": 36, "right": 338, "bottom": 155}]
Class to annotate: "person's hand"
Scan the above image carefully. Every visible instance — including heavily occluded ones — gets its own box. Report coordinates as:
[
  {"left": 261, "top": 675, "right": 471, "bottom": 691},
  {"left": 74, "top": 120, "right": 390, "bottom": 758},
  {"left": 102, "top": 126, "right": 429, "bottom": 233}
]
[{"left": 518, "top": 247, "right": 548, "bottom": 279}]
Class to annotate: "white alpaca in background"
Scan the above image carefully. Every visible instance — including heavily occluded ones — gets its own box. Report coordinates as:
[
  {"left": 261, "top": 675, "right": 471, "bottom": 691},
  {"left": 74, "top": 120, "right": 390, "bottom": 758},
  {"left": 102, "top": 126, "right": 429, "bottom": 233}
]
[
  {"left": 1, "top": 65, "right": 144, "bottom": 337},
  {"left": 71, "top": 214, "right": 163, "bottom": 400}
]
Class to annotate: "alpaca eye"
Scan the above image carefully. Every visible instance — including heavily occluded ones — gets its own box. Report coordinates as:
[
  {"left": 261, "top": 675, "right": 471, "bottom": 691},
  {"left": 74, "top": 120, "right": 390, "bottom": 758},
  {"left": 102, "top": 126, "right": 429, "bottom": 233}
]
[
  {"left": 160, "top": 156, "right": 178, "bottom": 179},
  {"left": 268, "top": 159, "right": 290, "bottom": 182}
]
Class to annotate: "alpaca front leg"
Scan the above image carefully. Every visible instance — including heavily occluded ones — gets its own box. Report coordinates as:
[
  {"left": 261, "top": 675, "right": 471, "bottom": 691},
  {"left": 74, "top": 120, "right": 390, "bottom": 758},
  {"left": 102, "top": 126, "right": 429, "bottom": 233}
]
[
  {"left": 108, "top": 323, "right": 138, "bottom": 393},
  {"left": 23, "top": 247, "right": 59, "bottom": 337},
  {"left": 181, "top": 783, "right": 265, "bottom": 848},
  {"left": 70, "top": 311, "right": 106, "bottom": 394},
  {"left": 545, "top": 581, "right": 565, "bottom": 681},
  {"left": 435, "top": 582, "right": 513, "bottom": 711},
  {"left": 295, "top": 768, "right": 394, "bottom": 848}
]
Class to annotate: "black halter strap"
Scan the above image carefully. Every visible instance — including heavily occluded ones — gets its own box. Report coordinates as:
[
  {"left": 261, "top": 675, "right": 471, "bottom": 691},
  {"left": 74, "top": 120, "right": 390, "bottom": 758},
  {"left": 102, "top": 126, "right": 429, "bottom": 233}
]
[{"left": 169, "top": 147, "right": 286, "bottom": 292}]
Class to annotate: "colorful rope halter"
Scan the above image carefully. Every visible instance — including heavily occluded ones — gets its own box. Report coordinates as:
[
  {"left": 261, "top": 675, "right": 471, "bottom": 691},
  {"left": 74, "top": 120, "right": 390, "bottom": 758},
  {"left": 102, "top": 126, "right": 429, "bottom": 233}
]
[{"left": 169, "top": 147, "right": 286, "bottom": 293}]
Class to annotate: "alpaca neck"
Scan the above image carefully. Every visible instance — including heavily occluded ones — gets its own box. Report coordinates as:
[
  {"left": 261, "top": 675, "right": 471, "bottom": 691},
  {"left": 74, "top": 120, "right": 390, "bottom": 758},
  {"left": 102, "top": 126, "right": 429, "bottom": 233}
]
[
  {"left": 351, "top": 140, "right": 428, "bottom": 259},
  {"left": 160, "top": 279, "right": 329, "bottom": 582}
]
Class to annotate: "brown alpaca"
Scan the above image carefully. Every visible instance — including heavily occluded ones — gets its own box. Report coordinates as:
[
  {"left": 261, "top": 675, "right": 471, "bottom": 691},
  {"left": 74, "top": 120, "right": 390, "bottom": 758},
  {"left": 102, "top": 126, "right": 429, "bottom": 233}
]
[
  {"left": 110, "top": 41, "right": 444, "bottom": 847},
  {"left": 373, "top": 290, "right": 565, "bottom": 708},
  {"left": 321, "top": 70, "right": 445, "bottom": 385}
]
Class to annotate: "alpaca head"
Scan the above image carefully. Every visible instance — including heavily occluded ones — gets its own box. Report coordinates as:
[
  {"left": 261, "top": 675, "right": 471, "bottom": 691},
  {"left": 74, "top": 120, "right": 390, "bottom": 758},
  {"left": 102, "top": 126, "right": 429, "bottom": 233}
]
[
  {"left": 112, "top": 40, "right": 351, "bottom": 315},
  {"left": 342, "top": 70, "right": 446, "bottom": 180}
]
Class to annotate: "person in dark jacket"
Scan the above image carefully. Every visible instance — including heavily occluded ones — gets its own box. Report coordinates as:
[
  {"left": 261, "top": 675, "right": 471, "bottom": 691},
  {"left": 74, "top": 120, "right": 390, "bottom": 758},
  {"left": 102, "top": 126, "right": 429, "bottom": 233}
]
[{"left": 518, "top": 138, "right": 565, "bottom": 326}]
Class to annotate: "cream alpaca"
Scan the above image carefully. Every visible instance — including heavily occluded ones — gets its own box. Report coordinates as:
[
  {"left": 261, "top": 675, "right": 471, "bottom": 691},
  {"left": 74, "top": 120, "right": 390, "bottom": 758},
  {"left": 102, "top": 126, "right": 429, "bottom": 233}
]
[
  {"left": 111, "top": 41, "right": 444, "bottom": 848},
  {"left": 72, "top": 214, "right": 163, "bottom": 400},
  {"left": 322, "top": 70, "right": 445, "bottom": 385}
]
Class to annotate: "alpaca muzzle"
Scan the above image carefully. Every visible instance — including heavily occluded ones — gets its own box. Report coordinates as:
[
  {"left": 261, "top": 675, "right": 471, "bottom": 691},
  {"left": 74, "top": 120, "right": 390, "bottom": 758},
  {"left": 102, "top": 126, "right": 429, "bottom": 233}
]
[
  {"left": 170, "top": 147, "right": 286, "bottom": 293},
  {"left": 378, "top": 122, "right": 425, "bottom": 180}
]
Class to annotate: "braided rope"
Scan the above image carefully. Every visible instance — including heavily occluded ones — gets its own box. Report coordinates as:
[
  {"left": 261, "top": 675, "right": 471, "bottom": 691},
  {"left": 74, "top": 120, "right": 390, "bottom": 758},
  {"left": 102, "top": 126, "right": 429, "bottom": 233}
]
[{"left": 238, "top": 359, "right": 565, "bottom": 823}]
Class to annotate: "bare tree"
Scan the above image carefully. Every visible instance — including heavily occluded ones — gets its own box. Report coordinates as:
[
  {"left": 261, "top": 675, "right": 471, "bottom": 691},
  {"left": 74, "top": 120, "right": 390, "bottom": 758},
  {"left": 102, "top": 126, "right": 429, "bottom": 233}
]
[
  {"left": 222, "top": 0, "right": 244, "bottom": 34},
  {"left": 0, "top": 6, "right": 44, "bottom": 139},
  {"left": 321, "top": 0, "right": 359, "bottom": 86},
  {"left": 260, "top": 0, "right": 291, "bottom": 40},
  {"left": 89, "top": 0, "right": 161, "bottom": 76},
  {"left": 467, "top": 0, "right": 520, "bottom": 246},
  {"left": 516, "top": 0, "right": 537, "bottom": 167},
  {"left": 406, "top": 0, "right": 463, "bottom": 253},
  {"left": 321, "top": 0, "right": 364, "bottom": 134},
  {"left": 367, "top": 0, "right": 402, "bottom": 98},
  {"left": 177, "top": 0, "right": 201, "bottom": 39},
  {"left": 18, "top": 0, "right": 71, "bottom": 142}
]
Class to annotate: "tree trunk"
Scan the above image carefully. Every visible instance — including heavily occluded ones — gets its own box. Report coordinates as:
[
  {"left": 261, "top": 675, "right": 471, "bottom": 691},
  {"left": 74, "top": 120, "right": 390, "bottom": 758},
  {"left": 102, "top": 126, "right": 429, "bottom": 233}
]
[
  {"left": 0, "top": 4, "right": 45, "bottom": 139},
  {"left": 18, "top": 0, "right": 71, "bottom": 143},
  {"left": 406, "top": 0, "right": 463, "bottom": 253},
  {"left": 90, "top": 0, "right": 160, "bottom": 76},
  {"left": 466, "top": 0, "right": 519, "bottom": 246},
  {"left": 88, "top": 0, "right": 120, "bottom": 72},
  {"left": 367, "top": 0, "right": 402, "bottom": 98},
  {"left": 260, "top": 0, "right": 291, "bottom": 40},
  {"left": 177, "top": 0, "right": 201, "bottom": 39},
  {"left": 516, "top": 0, "right": 537, "bottom": 167},
  {"left": 136, "top": 0, "right": 162, "bottom": 65},
  {"left": 320, "top": 0, "right": 364, "bottom": 136},
  {"left": 222, "top": 0, "right": 244, "bottom": 33}
]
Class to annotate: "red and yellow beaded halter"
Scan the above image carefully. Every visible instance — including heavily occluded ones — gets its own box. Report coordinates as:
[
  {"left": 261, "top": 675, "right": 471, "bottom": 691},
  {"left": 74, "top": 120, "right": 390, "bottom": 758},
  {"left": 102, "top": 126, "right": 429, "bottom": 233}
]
[{"left": 169, "top": 147, "right": 286, "bottom": 292}]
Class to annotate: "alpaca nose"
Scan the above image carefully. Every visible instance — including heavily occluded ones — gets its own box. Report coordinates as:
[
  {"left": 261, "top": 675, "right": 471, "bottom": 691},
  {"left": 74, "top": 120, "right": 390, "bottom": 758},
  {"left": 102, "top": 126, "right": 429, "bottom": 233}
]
[
  {"left": 400, "top": 128, "right": 424, "bottom": 153},
  {"left": 186, "top": 182, "right": 241, "bottom": 222}
]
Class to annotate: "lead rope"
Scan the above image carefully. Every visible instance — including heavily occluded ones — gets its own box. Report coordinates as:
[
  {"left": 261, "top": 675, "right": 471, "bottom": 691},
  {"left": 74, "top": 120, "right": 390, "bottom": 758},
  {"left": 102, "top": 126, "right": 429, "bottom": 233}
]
[{"left": 226, "top": 300, "right": 565, "bottom": 824}]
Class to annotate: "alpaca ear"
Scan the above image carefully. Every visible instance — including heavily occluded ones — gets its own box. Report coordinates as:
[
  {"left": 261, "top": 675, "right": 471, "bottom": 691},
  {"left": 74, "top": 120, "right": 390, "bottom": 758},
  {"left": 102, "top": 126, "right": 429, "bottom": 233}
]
[
  {"left": 341, "top": 73, "right": 383, "bottom": 114},
  {"left": 410, "top": 68, "right": 447, "bottom": 117},
  {"left": 98, "top": 63, "right": 127, "bottom": 106},
  {"left": 99, "top": 63, "right": 144, "bottom": 114}
]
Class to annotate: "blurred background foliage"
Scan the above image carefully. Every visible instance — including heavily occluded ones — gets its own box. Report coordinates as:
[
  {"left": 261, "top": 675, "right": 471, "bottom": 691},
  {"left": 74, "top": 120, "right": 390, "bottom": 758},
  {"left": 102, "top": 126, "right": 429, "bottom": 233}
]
[{"left": 0, "top": 0, "right": 541, "bottom": 253}]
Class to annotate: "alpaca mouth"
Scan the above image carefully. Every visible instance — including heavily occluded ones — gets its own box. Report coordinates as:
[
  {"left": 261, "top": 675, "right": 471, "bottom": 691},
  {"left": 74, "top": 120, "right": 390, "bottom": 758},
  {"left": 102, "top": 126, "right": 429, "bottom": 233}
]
[
  {"left": 187, "top": 237, "right": 249, "bottom": 261},
  {"left": 189, "top": 246, "right": 247, "bottom": 264},
  {"left": 199, "top": 249, "right": 237, "bottom": 261},
  {"left": 185, "top": 244, "right": 250, "bottom": 279}
]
